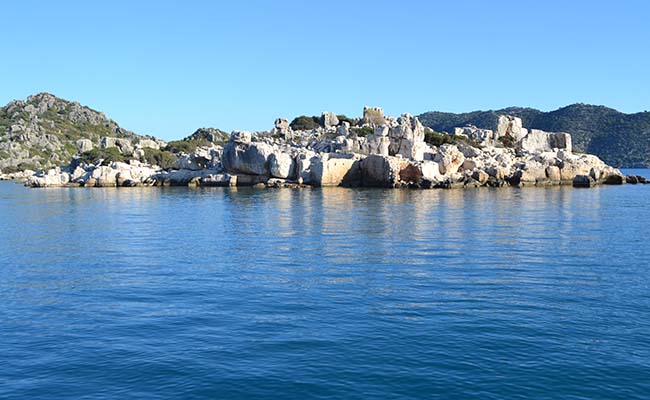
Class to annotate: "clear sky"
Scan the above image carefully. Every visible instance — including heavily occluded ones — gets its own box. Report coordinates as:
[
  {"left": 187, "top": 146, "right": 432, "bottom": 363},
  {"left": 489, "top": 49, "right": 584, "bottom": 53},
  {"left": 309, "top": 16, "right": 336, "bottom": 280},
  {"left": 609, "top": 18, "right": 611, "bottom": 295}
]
[{"left": 1, "top": 0, "right": 648, "bottom": 140}]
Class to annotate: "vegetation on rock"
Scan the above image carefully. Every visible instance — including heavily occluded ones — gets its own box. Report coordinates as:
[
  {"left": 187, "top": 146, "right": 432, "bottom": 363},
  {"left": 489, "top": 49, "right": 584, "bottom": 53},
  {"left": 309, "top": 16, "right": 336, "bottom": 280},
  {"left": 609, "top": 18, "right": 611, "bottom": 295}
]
[
  {"left": 0, "top": 93, "right": 144, "bottom": 171},
  {"left": 351, "top": 126, "right": 374, "bottom": 137},
  {"left": 142, "top": 148, "right": 177, "bottom": 169},
  {"left": 290, "top": 116, "right": 322, "bottom": 131},
  {"left": 78, "top": 147, "right": 129, "bottom": 165},
  {"left": 418, "top": 104, "right": 650, "bottom": 167}
]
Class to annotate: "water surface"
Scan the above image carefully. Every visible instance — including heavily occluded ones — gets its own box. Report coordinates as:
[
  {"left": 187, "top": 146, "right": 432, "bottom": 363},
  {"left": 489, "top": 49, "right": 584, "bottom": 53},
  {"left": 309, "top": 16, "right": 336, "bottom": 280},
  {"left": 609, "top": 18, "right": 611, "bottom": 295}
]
[{"left": 1, "top": 172, "right": 650, "bottom": 399}]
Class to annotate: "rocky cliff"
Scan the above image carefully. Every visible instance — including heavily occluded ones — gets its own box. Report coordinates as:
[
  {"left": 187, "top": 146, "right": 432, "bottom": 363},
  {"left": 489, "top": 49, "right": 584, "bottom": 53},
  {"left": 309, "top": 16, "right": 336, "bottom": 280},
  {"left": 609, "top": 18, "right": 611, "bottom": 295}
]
[
  {"left": 0, "top": 93, "right": 641, "bottom": 190},
  {"left": 23, "top": 106, "right": 636, "bottom": 190},
  {"left": 0, "top": 93, "right": 159, "bottom": 173}
]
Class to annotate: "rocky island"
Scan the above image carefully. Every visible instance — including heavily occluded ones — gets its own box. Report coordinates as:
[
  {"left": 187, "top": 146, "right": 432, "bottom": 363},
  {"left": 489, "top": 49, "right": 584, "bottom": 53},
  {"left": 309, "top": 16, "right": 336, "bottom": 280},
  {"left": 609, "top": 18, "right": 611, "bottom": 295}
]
[{"left": 0, "top": 93, "right": 645, "bottom": 190}]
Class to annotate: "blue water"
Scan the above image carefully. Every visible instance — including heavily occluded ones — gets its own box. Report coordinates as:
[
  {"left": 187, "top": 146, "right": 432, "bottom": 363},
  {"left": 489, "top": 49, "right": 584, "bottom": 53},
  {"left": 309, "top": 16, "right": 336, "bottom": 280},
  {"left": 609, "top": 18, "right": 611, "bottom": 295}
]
[{"left": 2, "top": 170, "right": 650, "bottom": 399}]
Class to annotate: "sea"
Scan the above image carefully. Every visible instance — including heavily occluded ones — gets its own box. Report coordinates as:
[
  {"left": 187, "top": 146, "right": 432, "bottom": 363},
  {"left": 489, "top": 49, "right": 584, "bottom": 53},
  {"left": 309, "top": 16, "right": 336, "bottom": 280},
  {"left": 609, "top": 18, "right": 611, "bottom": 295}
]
[{"left": 1, "top": 170, "right": 649, "bottom": 399}]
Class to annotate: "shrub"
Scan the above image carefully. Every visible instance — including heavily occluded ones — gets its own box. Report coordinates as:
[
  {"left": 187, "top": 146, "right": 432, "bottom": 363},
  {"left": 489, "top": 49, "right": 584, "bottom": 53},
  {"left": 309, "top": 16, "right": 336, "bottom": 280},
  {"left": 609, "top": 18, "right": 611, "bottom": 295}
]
[
  {"left": 79, "top": 147, "right": 128, "bottom": 165},
  {"left": 290, "top": 115, "right": 321, "bottom": 131},
  {"left": 164, "top": 138, "right": 211, "bottom": 154},
  {"left": 424, "top": 129, "right": 455, "bottom": 146},
  {"left": 424, "top": 128, "right": 482, "bottom": 148},
  {"left": 142, "top": 148, "right": 177, "bottom": 169},
  {"left": 336, "top": 114, "right": 355, "bottom": 125},
  {"left": 2, "top": 163, "right": 39, "bottom": 173},
  {"left": 351, "top": 126, "right": 374, "bottom": 137},
  {"left": 498, "top": 134, "right": 516, "bottom": 148}
]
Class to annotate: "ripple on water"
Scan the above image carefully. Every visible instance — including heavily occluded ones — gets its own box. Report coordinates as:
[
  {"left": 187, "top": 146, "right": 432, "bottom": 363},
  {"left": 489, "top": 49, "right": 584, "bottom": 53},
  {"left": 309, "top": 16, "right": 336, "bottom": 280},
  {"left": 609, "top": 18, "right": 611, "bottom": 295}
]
[{"left": 1, "top": 181, "right": 650, "bottom": 399}]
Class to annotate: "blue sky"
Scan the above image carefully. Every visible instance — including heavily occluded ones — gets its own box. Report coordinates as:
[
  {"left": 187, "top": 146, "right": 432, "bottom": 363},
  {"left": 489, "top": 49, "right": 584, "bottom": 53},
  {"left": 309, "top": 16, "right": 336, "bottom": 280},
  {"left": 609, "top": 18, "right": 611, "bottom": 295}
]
[{"left": 1, "top": 0, "right": 648, "bottom": 140}]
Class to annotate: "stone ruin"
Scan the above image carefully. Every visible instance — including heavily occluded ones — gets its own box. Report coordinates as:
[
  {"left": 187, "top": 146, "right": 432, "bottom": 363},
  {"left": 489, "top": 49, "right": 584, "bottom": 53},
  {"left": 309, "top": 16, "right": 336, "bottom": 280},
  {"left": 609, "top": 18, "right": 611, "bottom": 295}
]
[{"left": 454, "top": 115, "right": 572, "bottom": 153}]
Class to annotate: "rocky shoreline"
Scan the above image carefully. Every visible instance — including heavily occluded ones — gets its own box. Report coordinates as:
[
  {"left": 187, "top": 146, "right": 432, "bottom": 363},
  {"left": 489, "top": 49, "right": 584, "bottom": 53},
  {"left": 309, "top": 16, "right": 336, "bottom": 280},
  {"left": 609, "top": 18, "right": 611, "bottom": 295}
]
[{"left": 3, "top": 107, "right": 646, "bottom": 190}]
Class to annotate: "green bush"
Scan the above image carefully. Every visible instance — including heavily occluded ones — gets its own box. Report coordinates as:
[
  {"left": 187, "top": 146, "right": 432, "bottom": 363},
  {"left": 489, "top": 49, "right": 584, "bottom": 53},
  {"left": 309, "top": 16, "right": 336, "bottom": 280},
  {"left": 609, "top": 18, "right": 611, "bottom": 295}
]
[
  {"left": 424, "top": 129, "right": 455, "bottom": 146},
  {"left": 290, "top": 115, "right": 321, "bottom": 131},
  {"left": 424, "top": 128, "right": 481, "bottom": 148},
  {"left": 143, "top": 148, "right": 177, "bottom": 169},
  {"left": 1, "top": 163, "right": 39, "bottom": 173},
  {"left": 1, "top": 165, "right": 19, "bottom": 174},
  {"left": 350, "top": 126, "right": 374, "bottom": 137},
  {"left": 79, "top": 147, "right": 128, "bottom": 165},
  {"left": 164, "top": 138, "right": 210, "bottom": 154},
  {"left": 336, "top": 115, "right": 355, "bottom": 125},
  {"left": 498, "top": 134, "right": 516, "bottom": 148}
]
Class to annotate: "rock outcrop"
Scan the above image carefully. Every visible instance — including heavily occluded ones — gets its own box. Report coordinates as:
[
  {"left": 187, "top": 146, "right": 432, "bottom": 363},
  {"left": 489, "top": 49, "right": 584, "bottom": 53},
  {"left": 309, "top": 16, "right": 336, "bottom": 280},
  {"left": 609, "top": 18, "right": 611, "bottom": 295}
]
[
  {"left": 0, "top": 92, "right": 156, "bottom": 172},
  {"left": 17, "top": 104, "right": 632, "bottom": 191}
]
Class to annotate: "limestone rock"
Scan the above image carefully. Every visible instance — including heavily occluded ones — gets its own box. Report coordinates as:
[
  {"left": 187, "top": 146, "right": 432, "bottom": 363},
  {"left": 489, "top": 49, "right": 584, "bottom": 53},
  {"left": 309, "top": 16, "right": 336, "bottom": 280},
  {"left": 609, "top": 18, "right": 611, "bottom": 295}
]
[
  {"left": 268, "top": 152, "right": 295, "bottom": 179},
  {"left": 310, "top": 153, "right": 361, "bottom": 187},
  {"left": 520, "top": 130, "right": 572, "bottom": 153},
  {"left": 321, "top": 112, "right": 339, "bottom": 129},
  {"left": 76, "top": 139, "right": 94, "bottom": 153},
  {"left": 222, "top": 140, "right": 273, "bottom": 176},
  {"left": 360, "top": 154, "right": 405, "bottom": 188},
  {"left": 434, "top": 144, "right": 465, "bottom": 175},
  {"left": 337, "top": 121, "right": 350, "bottom": 137},
  {"left": 273, "top": 118, "right": 292, "bottom": 139},
  {"left": 496, "top": 115, "right": 527, "bottom": 142},
  {"left": 138, "top": 139, "right": 161, "bottom": 150},
  {"left": 573, "top": 175, "right": 596, "bottom": 188}
]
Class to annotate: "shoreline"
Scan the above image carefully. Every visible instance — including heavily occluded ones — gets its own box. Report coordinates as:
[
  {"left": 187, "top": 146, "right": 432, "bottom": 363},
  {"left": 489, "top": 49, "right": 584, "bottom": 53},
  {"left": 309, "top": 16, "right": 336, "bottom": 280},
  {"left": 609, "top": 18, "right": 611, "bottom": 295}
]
[{"left": 6, "top": 109, "right": 640, "bottom": 191}]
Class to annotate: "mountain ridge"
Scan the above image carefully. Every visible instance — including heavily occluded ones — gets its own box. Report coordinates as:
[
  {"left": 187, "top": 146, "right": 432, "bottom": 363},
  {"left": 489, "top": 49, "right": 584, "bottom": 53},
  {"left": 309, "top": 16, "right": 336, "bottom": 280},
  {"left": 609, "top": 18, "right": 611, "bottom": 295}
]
[{"left": 418, "top": 104, "right": 650, "bottom": 167}]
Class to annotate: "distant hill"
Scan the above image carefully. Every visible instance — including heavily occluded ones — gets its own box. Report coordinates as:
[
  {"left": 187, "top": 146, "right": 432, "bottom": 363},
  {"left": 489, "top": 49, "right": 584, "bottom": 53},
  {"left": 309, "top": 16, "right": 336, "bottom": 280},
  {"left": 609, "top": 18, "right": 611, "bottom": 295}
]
[
  {"left": 418, "top": 104, "right": 650, "bottom": 168},
  {"left": 0, "top": 93, "right": 148, "bottom": 172}
]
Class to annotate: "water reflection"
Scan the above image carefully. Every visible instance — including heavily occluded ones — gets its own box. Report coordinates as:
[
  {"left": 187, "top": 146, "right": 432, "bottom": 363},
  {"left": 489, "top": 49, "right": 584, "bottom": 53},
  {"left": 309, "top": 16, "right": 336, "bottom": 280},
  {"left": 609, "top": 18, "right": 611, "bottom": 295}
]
[{"left": 1, "top": 182, "right": 650, "bottom": 399}]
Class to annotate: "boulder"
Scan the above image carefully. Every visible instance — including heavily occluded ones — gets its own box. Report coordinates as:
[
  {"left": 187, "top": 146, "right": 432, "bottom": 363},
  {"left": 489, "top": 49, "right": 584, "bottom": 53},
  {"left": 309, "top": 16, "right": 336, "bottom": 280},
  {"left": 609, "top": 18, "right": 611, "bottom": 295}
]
[
  {"left": 138, "top": 139, "right": 160, "bottom": 150},
  {"left": 360, "top": 154, "right": 405, "bottom": 188},
  {"left": 545, "top": 165, "right": 561, "bottom": 182},
  {"left": 496, "top": 115, "right": 527, "bottom": 142},
  {"left": 420, "top": 161, "right": 442, "bottom": 182},
  {"left": 268, "top": 152, "right": 295, "bottom": 179},
  {"left": 100, "top": 136, "right": 118, "bottom": 150},
  {"left": 512, "top": 160, "right": 547, "bottom": 185},
  {"left": 560, "top": 153, "right": 609, "bottom": 183},
  {"left": 337, "top": 121, "right": 350, "bottom": 137},
  {"left": 398, "top": 163, "right": 423, "bottom": 184},
  {"left": 310, "top": 153, "right": 361, "bottom": 187},
  {"left": 520, "top": 130, "right": 572, "bottom": 153},
  {"left": 604, "top": 174, "right": 625, "bottom": 185},
  {"left": 454, "top": 126, "right": 497, "bottom": 147},
  {"left": 321, "top": 112, "right": 339, "bottom": 129},
  {"left": 367, "top": 134, "right": 390, "bottom": 156},
  {"left": 273, "top": 118, "right": 291, "bottom": 138},
  {"left": 222, "top": 141, "right": 273, "bottom": 176},
  {"left": 76, "top": 139, "right": 94, "bottom": 153},
  {"left": 434, "top": 144, "right": 465, "bottom": 175},
  {"left": 230, "top": 130, "right": 252, "bottom": 143},
  {"left": 389, "top": 114, "right": 426, "bottom": 160},
  {"left": 573, "top": 175, "right": 596, "bottom": 188}
]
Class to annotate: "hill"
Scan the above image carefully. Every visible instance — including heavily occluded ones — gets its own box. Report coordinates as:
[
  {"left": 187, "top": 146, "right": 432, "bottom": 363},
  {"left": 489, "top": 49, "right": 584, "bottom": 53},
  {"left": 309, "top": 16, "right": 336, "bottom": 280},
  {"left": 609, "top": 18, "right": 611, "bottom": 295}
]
[
  {"left": 418, "top": 104, "right": 650, "bottom": 168},
  {"left": 0, "top": 93, "right": 152, "bottom": 172}
]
